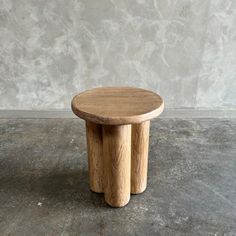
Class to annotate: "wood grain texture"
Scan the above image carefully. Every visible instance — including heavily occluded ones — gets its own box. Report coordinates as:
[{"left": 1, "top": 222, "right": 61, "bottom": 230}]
[
  {"left": 72, "top": 87, "right": 164, "bottom": 207},
  {"left": 86, "top": 121, "right": 103, "bottom": 193},
  {"left": 102, "top": 124, "right": 131, "bottom": 207},
  {"left": 131, "top": 121, "right": 150, "bottom": 194},
  {"left": 72, "top": 87, "right": 164, "bottom": 125}
]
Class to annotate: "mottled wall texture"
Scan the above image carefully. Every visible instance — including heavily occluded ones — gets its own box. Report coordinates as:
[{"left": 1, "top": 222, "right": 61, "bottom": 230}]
[{"left": 0, "top": 0, "right": 236, "bottom": 110}]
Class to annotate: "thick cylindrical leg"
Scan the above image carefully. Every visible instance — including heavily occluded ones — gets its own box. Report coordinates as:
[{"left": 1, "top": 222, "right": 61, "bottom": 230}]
[
  {"left": 131, "top": 121, "right": 150, "bottom": 194},
  {"left": 103, "top": 125, "right": 131, "bottom": 207},
  {"left": 86, "top": 121, "right": 103, "bottom": 193}
]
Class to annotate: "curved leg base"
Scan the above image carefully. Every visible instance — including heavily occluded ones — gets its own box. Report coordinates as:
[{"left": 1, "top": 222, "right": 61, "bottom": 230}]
[{"left": 85, "top": 121, "right": 150, "bottom": 207}]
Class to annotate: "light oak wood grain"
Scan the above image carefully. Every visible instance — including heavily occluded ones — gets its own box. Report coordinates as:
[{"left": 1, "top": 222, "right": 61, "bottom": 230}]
[
  {"left": 72, "top": 87, "right": 164, "bottom": 207},
  {"left": 72, "top": 87, "right": 164, "bottom": 125},
  {"left": 102, "top": 124, "right": 131, "bottom": 207},
  {"left": 131, "top": 121, "right": 150, "bottom": 194},
  {"left": 86, "top": 121, "right": 103, "bottom": 193}
]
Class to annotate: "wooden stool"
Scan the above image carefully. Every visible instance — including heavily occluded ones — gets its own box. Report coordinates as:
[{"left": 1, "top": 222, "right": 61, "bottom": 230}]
[{"left": 71, "top": 87, "right": 164, "bottom": 207}]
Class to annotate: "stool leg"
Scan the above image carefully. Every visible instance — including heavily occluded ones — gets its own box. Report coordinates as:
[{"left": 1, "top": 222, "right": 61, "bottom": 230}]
[
  {"left": 86, "top": 121, "right": 103, "bottom": 193},
  {"left": 131, "top": 120, "right": 150, "bottom": 194},
  {"left": 103, "top": 125, "right": 131, "bottom": 207}
]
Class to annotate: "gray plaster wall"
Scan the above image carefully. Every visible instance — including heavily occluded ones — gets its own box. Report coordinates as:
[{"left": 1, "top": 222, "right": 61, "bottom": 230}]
[{"left": 0, "top": 0, "right": 235, "bottom": 110}]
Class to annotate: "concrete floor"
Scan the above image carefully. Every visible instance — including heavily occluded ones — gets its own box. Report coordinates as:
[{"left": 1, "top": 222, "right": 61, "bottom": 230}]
[{"left": 0, "top": 118, "right": 236, "bottom": 236}]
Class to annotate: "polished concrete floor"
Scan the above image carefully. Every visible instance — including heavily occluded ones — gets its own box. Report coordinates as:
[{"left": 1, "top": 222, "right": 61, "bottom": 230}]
[{"left": 0, "top": 118, "right": 235, "bottom": 236}]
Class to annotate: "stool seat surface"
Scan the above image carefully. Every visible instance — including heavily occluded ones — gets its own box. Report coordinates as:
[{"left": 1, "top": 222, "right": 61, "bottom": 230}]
[{"left": 72, "top": 87, "right": 164, "bottom": 125}]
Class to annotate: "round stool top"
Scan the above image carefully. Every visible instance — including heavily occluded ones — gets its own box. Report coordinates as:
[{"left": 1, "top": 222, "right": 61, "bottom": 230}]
[{"left": 71, "top": 87, "right": 164, "bottom": 125}]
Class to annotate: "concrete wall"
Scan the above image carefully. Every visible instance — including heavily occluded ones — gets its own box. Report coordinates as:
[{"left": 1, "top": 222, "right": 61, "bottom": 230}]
[{"left": 0, "top": 0, "right": 235, "bottom": 110}]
